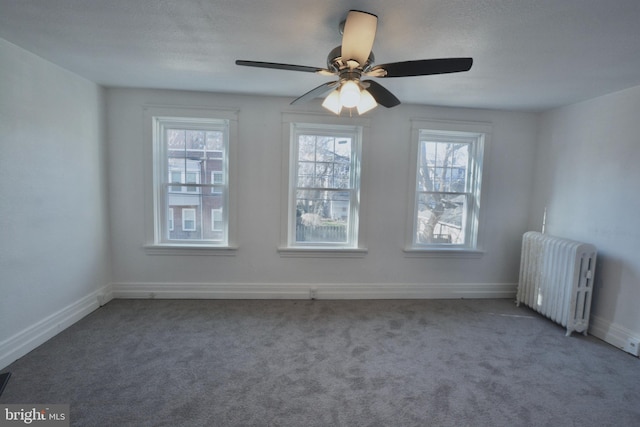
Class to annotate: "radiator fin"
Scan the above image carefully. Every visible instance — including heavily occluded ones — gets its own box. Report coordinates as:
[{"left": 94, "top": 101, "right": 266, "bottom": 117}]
[{"left": 517, "top": 231, "right": 597, "bottom": 336}]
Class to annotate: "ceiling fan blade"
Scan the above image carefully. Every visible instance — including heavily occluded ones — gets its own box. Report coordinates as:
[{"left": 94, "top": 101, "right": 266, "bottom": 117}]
[
  {"left": 363, "top": 80, "right": 400, "bottom": 108},
  {"left": 290, "top": 81, "right": 339, "bottom": 105},
  {"left": 341, "top": 10, "right": 378, "bottom": 67},
  {"left": 370, "top": 58, "right": 473, "bottom": 78},
  {"left": 236, "top": 60, "right": 334, "bottom": 75}
]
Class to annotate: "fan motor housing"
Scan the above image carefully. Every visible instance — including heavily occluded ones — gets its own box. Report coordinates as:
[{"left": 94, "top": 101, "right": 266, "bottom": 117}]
[{"left": 327, "top": 46, "right": 375, "bottom": 72}]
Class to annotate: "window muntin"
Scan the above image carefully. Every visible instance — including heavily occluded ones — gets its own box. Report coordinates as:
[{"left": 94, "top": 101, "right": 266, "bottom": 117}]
[
  {"left": 153, "top": 117, "right": 229, "bottom": 245},
  {"left": 289, "top": 124, "right": 362, "bottom": 248},
  {"left": 411, "top": 129, "right": 484, "bottom": 249}
]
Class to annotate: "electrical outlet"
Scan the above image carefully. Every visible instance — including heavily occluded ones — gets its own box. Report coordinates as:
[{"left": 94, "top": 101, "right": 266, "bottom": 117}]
[
  {"left": 309, "top": 288, "right": 317, "bottom": 300},
  {"left": 623, "top": 338, "right": 640, "bottom": 357}
]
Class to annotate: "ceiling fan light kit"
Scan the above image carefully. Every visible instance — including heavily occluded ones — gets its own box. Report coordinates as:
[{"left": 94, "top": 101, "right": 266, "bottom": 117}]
[
  {"left": 236, "top": 10, "right": 473, "bottom": 115},
  {"left": 322, "top": 86, "right": 378, "bottom": 115}
]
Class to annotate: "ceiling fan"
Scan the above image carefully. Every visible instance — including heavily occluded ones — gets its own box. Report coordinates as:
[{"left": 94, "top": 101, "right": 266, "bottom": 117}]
[{"left": 236, "top": 10, "right": 473, "bottom": 115}]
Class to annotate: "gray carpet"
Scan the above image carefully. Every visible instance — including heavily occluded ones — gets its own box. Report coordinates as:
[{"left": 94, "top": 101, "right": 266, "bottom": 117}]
[{"left": 1, "top": 299, "right": 639, "bottom": 426}]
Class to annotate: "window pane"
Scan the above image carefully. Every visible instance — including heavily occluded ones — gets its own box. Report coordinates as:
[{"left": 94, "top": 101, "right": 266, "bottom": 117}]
[
  {"left": 297, "top": 135, "right": 353, "bottom": 190},
  {"left": 334, "top": 163, "right": 351, "bottom": 189},
  {"left": 206, "top": 131, "right": 225, "bottom": 151},
  {"left": 419, "top": 141, "right": 469, "bottom": 192},
  {"left": 186, "top": 130, "right": 205, "bottom": 150},
  {"left": 335, "top": 138, "right": 352, "bottom": 161},
  {"left": 415, "top": 193, "right": 466, "bottom": 244},
  {"left": 295, "top": 190, "right": 349, "bottom": 244},
  {"left": 315, "top": 137, "right": 335, "bottom": 162},
  {"left": 298, "top": 135, "right": 316, "bottom": 161},
  {"left": 297, "top": 162, "right": 315, "bottom": 187},
  {"left": 167, "top": 129, "right": 185, "bottom": 149},
  {"left": 315, "top": 163, "right": 334, "bottom": 188},
  {"left": 168, "top": 192, "right": 224, "bottom": 241}
]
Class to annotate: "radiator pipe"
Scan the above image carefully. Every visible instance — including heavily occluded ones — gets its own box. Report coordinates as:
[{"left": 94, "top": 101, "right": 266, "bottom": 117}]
[{"left": 542, "top": 207, "right": 547, "bottom": 234}]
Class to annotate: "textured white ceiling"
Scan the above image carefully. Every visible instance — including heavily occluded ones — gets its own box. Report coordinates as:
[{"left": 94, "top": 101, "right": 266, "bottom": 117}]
[{"left": 1, "top": 0, "right": 640, "bottom": 111}]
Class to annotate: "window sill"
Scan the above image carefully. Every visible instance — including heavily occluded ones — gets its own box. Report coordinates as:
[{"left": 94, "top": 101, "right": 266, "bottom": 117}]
[
  {"left": 277, "top": 247, "right": 368, "bottom": 258},
  {"left": 403, "top": 247, "right": 485, "bottom": 258},
  {"left": 144, "top": 244, "right": 238, "bottom": 256}
]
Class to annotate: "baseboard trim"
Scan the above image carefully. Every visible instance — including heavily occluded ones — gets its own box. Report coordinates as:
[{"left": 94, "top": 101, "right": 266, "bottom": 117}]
[
  {"left": 112, "top": 282, "right": 517, "bottom": 300},
  {"left": 589, "top": 314, "right": 640, "bottom": 357},
  {"left": 0, "top": 284, "right": 113, "bottom": 370}
]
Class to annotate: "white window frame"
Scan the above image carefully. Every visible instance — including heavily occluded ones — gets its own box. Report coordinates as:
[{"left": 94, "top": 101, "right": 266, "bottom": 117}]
[
  {"left": 279, "top": 113, "right": 369, "bottom": 257},
  {"left": 405, "top": 119, "right": 490, "bottom": 257},
  {"left": 143, "top": 106, "right": 238, "bottom": 255}
]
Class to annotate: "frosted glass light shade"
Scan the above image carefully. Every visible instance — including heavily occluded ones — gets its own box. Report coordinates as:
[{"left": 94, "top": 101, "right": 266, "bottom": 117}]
[
  {"left": 322, "top": 90, "right": 342, "bottom": 114},
  {"left": 357, "top": 89, "right": 377, "bottom": 114},
  {"left": 339, "top": 80, "right": 361, "bottom": 108}
]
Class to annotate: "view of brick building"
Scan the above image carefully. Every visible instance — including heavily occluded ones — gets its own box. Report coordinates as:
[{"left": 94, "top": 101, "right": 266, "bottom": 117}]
[{"left": 166, "top": 128, "right": 225, "bottom": 242}]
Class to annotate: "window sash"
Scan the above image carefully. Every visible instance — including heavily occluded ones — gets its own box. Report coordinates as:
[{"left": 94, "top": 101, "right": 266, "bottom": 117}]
[
  {"left": 410, "top": 125, "right": 485, "bottom": 250},
  {"left": 289, "top": 124, "right": 362, "bottom": 248},
  {"left": 153, "top": 116, "right": 230, "bottom": 246}
]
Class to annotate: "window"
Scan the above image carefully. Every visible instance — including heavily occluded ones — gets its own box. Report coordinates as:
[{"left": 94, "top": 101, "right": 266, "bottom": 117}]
[
  {"left": 211, "top": 207, "right": 223, "bottom": 234},
  {"left": 185, "top": 171, "right": 199, "bottom": 192},
  {"left": 211, "top": 170, "right": 223, "bottom": 193},
  {"left": 182, "top": 208, "right": 196, "bottom": 231},
  {"left": 212, "top": 171, "right": 223, "bottom": 183},
  {"left": 150, "top": 113, "right": 235, "bottom": 248},
  {"left": 170, "top": 171, "right": 182, "bottom": 192},
  {"left": 285, "top": 121, "right": 363, "bottom": 250},
  {"left": 408, "top": 120, "right": 488, "bottom": 252}
]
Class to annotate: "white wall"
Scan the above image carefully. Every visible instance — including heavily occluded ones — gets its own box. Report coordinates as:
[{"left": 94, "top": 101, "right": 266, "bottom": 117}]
[
  {"left": 531, "top": 85, "right": 640, "bottom": 348},
  {"left": 0, "top": 39, "right": 111, "bottom": 368},
  {"left": 107, "top": 88, "right": 538, "bottom": 298}
]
